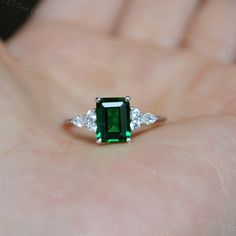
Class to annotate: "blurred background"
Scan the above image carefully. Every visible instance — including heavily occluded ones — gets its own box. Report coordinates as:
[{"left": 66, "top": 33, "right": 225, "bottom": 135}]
[{"left": 0, "top": 0, "right": 39, "bottom": 40}]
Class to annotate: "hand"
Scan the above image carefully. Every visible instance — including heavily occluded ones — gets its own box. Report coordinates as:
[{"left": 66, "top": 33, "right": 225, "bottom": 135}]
[{"left": 1, "top": 0, "right": 236, "bottom": 235}]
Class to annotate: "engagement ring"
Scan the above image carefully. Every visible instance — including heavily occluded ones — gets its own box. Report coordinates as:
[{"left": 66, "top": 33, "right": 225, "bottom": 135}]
[{"left": 65, "top": 97, "right": 165, "bottom": 144}]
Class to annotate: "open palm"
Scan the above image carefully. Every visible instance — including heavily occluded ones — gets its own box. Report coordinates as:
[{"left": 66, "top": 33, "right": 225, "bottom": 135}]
[{"left": 1, "top": 0, "right": 236, "bottom": 235}]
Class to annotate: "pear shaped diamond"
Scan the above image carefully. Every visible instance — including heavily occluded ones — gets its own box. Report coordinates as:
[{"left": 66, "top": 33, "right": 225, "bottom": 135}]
[
  {"left": 71, "top": 115, "right": 85, "bottom": 128},
  {"left": 141, "top": 113, "right": 158, "bottom": 125},
  {"left": 85, "top": 109, "right": 97, "bottom": 132},
  {"left": 71, "top": 109, "right": 97, "bottom": 132},
  {"left": 130, "top": 107, "right": 142, "bottom": 131}
]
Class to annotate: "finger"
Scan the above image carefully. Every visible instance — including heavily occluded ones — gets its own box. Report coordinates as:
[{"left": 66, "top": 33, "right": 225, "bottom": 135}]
[
  {"left": 30, "top": 0, "right": 126, "bottom": 33},
  {"left": 117, "top": 0, "right": 200, "bottom": 48},
  {"left": 0, "top": 43, "right": 35, "bottom": 155},
  {"left": 185, "top": 0, "right": 236, "bottom": 62},
  {"left": 7, "top": 24, "right": 236, "bottom": 122}
]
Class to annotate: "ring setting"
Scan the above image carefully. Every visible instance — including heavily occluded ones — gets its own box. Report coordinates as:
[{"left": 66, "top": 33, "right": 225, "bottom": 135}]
[{"left": 65, "top": 97, "right": 164, "bottom": 144}]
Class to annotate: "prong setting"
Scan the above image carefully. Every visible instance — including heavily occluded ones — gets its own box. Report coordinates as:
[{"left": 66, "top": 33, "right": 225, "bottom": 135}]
[
  {"left": 125, "top": 96, "right": 131, "bottom": 102},
  {"left": 126, "top": 138, "right": 131, "bottom": 143},
  {"left": 96, "top": 138, "right": 102, "bottom": 144},
  {"left": 96, "top": 97, "right": 101, "bottom": 103}
]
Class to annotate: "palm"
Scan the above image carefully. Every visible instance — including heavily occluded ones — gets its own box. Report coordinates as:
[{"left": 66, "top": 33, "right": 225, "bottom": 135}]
[{"left": 1, "top": 0, "right": 236, "bottom": 235}]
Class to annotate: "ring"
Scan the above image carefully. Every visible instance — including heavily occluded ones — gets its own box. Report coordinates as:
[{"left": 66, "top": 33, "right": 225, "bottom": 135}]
[{"left": 65, "top": 97, "right": 166, "bottom": 144}]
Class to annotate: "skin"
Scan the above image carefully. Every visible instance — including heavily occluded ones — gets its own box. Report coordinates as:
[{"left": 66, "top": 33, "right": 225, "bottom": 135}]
[{"left": 0, "top": 0, "right": 236, "bottom": 235}]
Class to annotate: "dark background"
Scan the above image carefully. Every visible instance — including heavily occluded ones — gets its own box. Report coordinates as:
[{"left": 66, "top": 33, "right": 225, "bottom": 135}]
[{"left": 0, "top": 0, "right": 39, "bottom": 40}]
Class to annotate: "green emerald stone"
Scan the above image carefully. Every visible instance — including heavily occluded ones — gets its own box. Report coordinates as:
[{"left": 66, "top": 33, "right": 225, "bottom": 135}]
[{"left": 96, "top": 97, "right": 131, "bottom": 143}]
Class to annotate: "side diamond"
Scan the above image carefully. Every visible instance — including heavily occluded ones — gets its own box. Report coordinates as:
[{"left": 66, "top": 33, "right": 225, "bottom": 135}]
[
  {"left": 130, "top": 107, "right": 142, "bottom": 131},
  {"left": 71, "top": 115, "right": 85, "bottom": 128},
  {"left": 141, "top": 113, "right": 158, "bottom": 125},
  {"left": 85, "top": 109, "right": 97, "bottom": 132}
]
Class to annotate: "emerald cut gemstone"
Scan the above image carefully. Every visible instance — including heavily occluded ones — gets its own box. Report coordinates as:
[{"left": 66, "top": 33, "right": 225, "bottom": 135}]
[{"left": 96, "top": 97, "right": 131, "bottom": 143}]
